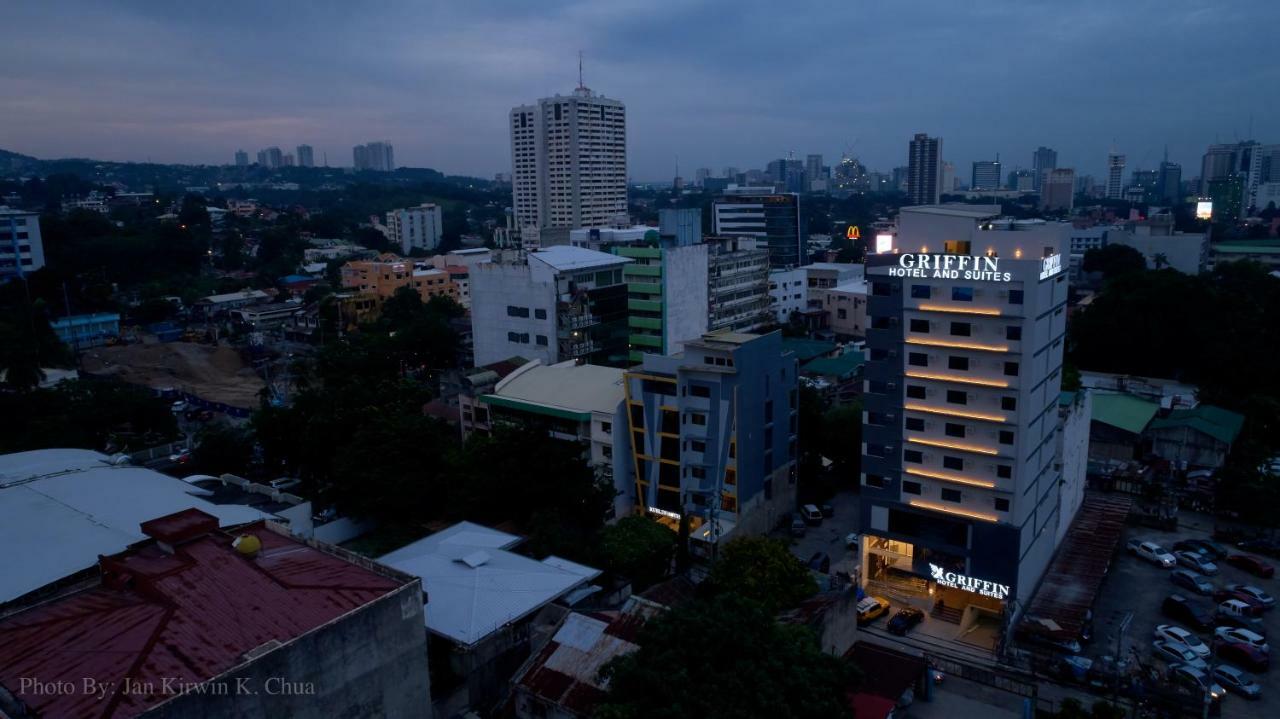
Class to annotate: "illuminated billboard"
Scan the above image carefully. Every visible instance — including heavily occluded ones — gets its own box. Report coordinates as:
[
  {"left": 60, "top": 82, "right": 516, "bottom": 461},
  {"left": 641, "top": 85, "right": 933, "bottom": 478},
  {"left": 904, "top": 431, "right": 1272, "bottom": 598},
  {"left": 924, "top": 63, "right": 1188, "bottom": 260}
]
[
  {"left": 874, "top": 233, "right": 894, "bottom": 254},
  {"left": 1196, "top": 201, "right": 1213, "bottom": 220}
]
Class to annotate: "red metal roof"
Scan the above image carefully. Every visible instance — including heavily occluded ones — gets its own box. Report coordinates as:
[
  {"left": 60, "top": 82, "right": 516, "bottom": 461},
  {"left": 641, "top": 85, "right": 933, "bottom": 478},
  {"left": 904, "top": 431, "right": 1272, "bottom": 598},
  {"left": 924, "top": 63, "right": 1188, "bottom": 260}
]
[{"left": 0, "top": 511, "right": 405, "bottom": 719}]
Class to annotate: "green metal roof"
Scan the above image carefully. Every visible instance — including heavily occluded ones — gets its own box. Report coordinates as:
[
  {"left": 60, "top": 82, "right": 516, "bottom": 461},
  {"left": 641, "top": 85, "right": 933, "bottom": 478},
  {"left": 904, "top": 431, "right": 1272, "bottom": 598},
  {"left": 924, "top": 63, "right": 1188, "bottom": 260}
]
[
  {"left": 478, "top": 395, "right": 591, "bottom": 422},
  {"left": 801, "top": 351, "right": 865, "bottom": 378},
  {"left": 1213, "top": 239, "right": 1280, "bottom": 254},
  {"left": 1148, "top": 404, "right": 1245, "bottom": 445},
  {"left": 1058, "top": 390, "right": 1078, "bottom": 406},
  {"left": 1090, "top": 393, "right": 1159, "bottom": 435},
  {"left": 781, "top": 337, "right": 837, "bottom": 363}
]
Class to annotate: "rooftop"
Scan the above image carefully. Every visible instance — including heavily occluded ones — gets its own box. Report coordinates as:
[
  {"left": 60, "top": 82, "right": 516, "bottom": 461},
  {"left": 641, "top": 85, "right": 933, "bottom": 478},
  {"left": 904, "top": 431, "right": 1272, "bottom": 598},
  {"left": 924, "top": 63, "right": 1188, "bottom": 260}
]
[
  {"left": 781, "top": 337, "right": 838, "bottom": 363},
  {"left": 0, "top": 510, "right": 409, "bottom": 719},
  {"left": 1090, "top": 392, "right": 1159, "bottom": 435},
  {"left": 1148, "top": 404, "right": 1245, "bottom": 445},
  {"left": 198, "top": 289, "right": 270, "bottom": 305},
  {"left": 488, "top": 360, "right": 624, "bottom": 418},
  {"left": 529, "top": 245, "right": 631, "bottom": 273},
  {"left": 378, "top": 521, "right": 600, "bottom": 647},
  {"left": 514, "top": 611, "right": 641, "bottom": 715},
  {"left": 899, "top": 203, "right": 1003, "bottom": 220},
  {"left": 0, "top": 449, "right": 274, "bottom": 603},
  {"left": 801, "top": 351, "right": 865, "bottom": 378}
]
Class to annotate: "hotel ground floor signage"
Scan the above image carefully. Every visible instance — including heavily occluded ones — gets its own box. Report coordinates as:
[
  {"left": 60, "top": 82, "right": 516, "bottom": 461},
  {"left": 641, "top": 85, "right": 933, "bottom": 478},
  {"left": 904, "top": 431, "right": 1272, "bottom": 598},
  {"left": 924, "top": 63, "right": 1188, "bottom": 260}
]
[{"left": 929, "top": 563, "right": 1011, "bottom": 599}]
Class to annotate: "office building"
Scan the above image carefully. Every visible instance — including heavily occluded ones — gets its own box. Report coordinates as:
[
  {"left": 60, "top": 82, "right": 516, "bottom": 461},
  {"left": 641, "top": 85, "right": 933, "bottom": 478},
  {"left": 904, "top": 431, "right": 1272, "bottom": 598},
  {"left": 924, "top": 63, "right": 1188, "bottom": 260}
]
[
  {"left": 1207, "top": 176, "right": 1244, "bottom": 220},
  {"left": 0, "top": 507, "right": 431, "bottom": 719},
  {"left": 907, "top": 134, "right": 942, "bottom": 205},
  {"left": 1, "top": 207, "right": 44, "bottom": 280},
  {"left": 510, "top": 86, "right": 626, "bottom": 229},
  {"left": 1106, "top": 153, "right": 1125, "bottom": 199},
  {"left": 385, "top": 203, "right": 444, "bottom": 254},
  {"left": 256, "top": 146, "right": 283, "bottom": 169},
  {"left": 234, "top": 149, "right": 248, "bottom": 166},
  {"left": 1157, "top": 160, "right": 1182, "bottom": 204},
  {"left": 711, "top": 191, "right": 804, "bottom": 268},
  {"left": 296, "top": 144, "right": 314, "bottom": 168},
  {"left": 806, "top": 153, "right": 824, "bottom": 189},
  {"left": 1246, "top": 143, "right": 1280, "bottom": 212},
  {"left": 859, "top": 206, "right": 1070, "bottom": 628},
  {"left": 470, "top": 246, "right": 631, "bottom": 367},
  {"left": 1032, "top": 147, "right": 1057, "bottom": 192},
  {"left": 1200, "top": 141, "right": 1256, "bottom": 194},
  {"left": 625, "top": 330, "right": 799, "bottom": 551},
  {"left": 971, "top": 160, "right": 1002, "bottom": 192},
  {"left": 707, "top": 236, "right": 773, "bottom": 333},
  {"left": 354, "top": 141, "right": 395, "bottom": 172},
  {"left": 613, "top": 240, "right": 709, "bottom": 362},
  {"left": 1040, "top": 168, "right": 1076, "bottom": 212},
  {"left": 940, "top": 162, "right": 956, "bottom": 194},
  {"left": 893, "top": 166, "right": 910, "bottom": 193}
]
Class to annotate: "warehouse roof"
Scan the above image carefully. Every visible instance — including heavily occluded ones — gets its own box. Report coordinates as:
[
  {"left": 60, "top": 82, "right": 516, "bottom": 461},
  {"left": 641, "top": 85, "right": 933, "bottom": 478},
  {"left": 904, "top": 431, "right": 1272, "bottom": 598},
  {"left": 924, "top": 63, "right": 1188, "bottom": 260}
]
[
  {"left": 1148, "top": 404, "right": 1245, "bottom": 445},
  {"left": 1090, "top": 392, "right": 1159, "bottom": 435}
]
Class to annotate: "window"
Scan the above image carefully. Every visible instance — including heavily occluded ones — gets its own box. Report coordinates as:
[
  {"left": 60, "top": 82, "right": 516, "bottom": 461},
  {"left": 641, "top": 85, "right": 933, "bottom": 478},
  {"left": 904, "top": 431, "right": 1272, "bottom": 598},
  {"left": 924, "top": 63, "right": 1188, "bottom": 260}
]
[
  {"left": 1004, "top": 361, "right": 1019, "bottom": 377},
  {"left": 535, "top": 308, "right": 547, "bottom": 319},
  {"left": 995, "top": 498, "right": 1010, "bottom": 512},
  {"left": 871, "top": 316, "right": 892, "bottom": 330},
  {"left": 946, "top": 390, "right": 967, "bottom": 405},
  {"left": 690, "top": 467, "right": 707, "bottom": 480},
  {"left": 689, "top": 384, "right": 711, "bottom": 398},
  {"left": 837, "top": 308, "right": 847, "bottom": 320},
  {"left": 1006, "top": 325, "right": 1022, "bottom": 340},
  {"left": 506, "top": 305, "right": 529, "bottom": 317},
  {"left": 872, "top": 282, "right": 891, "bottom": 297},
  {"left": 911, "top": 284, "right": 931, "bottom": 299},
  {"left": 870, "top": 348, "right": 888, "bottom": 361},
  {"left": 905, "top": 417, "right": 925, "bottom": 431},
  {"left": 601, "top": 421, "right": 612, "bottom": 434},
  {"left": 952, "top": 287, "right": 974, "bottom": 302},
  {"left": 906, "top": 385, "right": 927, "bottom": 399},
  {"left": 999, "top": 430, "right": 1014, "bottom": 445},
  {"left": 950, "top": 322, "right": 971, "bottom": 337},
  {"left": 910, "top": 319, "right": 930, "bottom": 333},
  {"left": 904, "top": 449, "right": 923, "bottom": 464},
  {"left": 507, "top": 331, "right": 523, "bottom": 343},
  {"left": 903, "top": 481, "right": 922, "bottom": 495},
  {"left": 945, "top": 423, "right": 965, "bottom": 438},
  {"left": 997, "top": 465, "right": 1012, "bottom": 479},
  {"left": 864, "top": 474, "right": 887, "bottom": 489},
  {"left": 943, "top": 456, "right": 964, "bottom": 471},
  {"left": 1009, "top": 289, "right": 1024, "bottom": 305},
  {"left": 866, "top": 443, "right": 886, "bottom": 458},
  {"left": 536, "top": 335, "right": 548, "bottom": 346},
  {"left": 908, "top": 352, "right": 929, "bottom": 367},
  {"left": 948, "top": 356, "right": 969, "bottom": 371},
  {"left": 940, "top": 488, "right": 962, "bottom": 503},
  {"left": 689, "top": 413, "right": 707, "bottom": 426},
  {"left": 1001, "top": 396, "right": 1017, "bottom": 411}
]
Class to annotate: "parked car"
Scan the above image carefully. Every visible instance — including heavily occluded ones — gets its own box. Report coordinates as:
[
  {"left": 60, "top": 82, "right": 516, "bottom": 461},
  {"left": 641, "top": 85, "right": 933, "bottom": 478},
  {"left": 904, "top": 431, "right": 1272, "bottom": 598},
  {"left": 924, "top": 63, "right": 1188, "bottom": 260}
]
[
  {"left": 1162, "top": 595, "right": 1215, "bottom": 631},
  {"left": 1214, "top": 591, "right": 1266, "bottom": 615},
  {"left": 1212, "top": 665, "right": 1262, "bottom": 700},
  {"left": 1170, "top": 664, "right": 1225, "bottom": 702},
  {"left": 1175, "top": 550, "right": 1219, "bottom": 575},
  {"left": 1153, "top": 625, "right": 1210, "bottom": 658},
  {"left": 1173, "top": 539, "right": 1229, "bottom": 560},
  {"left": 1237, "top": 538, "right": 1280, "bottom": 558},
  {"left": 1218, "top": 641, "right": 1270, "bottom": 673},
  {"left": 168, "top": 449, "right": 191, "bottom": 464},
  {"left": 1223, "top": 584, "right": 1275, "bottom": 610},
  {"left": 171, "top": 400, "right": 188, "bottom": 413},
  {"left": 857, "top": 596, "right": 890, "bottom": 626},
  {"left": 888, "top": 607, "right": 925, "bottom": 635},
  {"left": 1214, "top": 627, "right": 1269, "bottom": 654},
  {"left": 789, "top": 514, "right": 806, "bottom": 537},
  {"left": 807, "top": 552, "right": 831, "bottom": 573},
  {"left": 1225, "top": 554, "right": 1275, "bottom": 578},
  {"left": 801, "top": 504, "right": 823, "bottom": 526},
  {"left": 1171, "top": 569, "right": 1214, "bottom": 596},
  {"left": 1215, "top": 605, "right": 1268, "bottom": 636},
  {"left": 820, "top": 503, "right": 834, "bottom": 518},
  {"left": 1128, "top": 539, "right": 1176, "bottom": 568},
  {"left": 1151, "top": 641, "right": 1207, "bottom": 670}
]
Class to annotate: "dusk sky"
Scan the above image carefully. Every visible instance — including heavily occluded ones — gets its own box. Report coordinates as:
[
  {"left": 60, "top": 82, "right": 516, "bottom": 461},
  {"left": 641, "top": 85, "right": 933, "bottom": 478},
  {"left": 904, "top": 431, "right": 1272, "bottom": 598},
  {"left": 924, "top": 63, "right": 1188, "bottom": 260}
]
[{"left": 3, "top": 1, "right": 1277, "bottom": 181}]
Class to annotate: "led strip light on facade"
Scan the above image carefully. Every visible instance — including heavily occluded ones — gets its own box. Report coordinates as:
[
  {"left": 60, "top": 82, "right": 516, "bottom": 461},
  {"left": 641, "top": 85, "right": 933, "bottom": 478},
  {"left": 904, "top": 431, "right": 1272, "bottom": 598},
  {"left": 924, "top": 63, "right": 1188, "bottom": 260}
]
[
  {"left": 905, "top": 338, "right": 1009, "bottom": 353},
  {"left": 904, "top": 467, "right": 996, "bottom": 489},
  {"left": 904, "top": 371, "right": 1009, "bottom": 388},
  {"left": 915, "top": 304, "right": 1002, "bottom": 316},
  {"left": 908, "top": 499, "right": 999, "bottom": 523},
  {"left": 903, "top": 403, "right": 1008, "bottom": 423},
  {"left": 906, "top": 437, "right": 1000, "bottom": 456}
]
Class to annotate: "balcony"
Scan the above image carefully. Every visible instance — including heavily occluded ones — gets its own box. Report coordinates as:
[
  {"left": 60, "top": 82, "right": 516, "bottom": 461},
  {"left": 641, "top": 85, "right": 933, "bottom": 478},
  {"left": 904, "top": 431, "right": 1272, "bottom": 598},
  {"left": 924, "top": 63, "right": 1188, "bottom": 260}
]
[
  {"left": 559, "top": 312, "right": 599, "bottom": 330},
  {"left": 629, "top": 316, "right": 663, "bottom": 330},
  {"left": 560, "top": 339, "right": 598, "bottom": 357}
]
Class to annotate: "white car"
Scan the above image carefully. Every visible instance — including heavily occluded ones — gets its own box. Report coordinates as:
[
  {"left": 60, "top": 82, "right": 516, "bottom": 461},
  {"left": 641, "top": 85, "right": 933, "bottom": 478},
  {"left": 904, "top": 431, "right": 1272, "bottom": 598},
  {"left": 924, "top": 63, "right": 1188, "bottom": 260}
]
[
  {"left": 1175, "top": 550, "right": 1219, "bottom": 575},
  {"left": 1154, "top": 624, "right": 1210, "bottom": 658},
  {"left": 171, "top": 400, "right": 188, "bottom": 413},
  {"left": 1151, "top": 640, "right": 1208, "bottom": 670},
  {"left": 1129, "top": 539, "right": 1176, "bottom": 568},
  {"left": 1214, "top": 626, "right": 1269, "bottom": 654}
]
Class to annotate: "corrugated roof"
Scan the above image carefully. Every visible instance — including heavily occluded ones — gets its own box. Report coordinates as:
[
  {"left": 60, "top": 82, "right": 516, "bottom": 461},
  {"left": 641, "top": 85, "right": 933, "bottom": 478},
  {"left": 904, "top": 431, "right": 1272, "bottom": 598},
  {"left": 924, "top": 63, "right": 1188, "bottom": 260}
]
[
  {"left": 1148, "top": 404, "right": 1245, "bottom": 445},
  {"left": 781, "top": 337, "right": 837, "bottom": 363},
  {"left": 514, "top": 611, "right": 641, "bottom": 715},
  {"left": 530, "top": 245, "right": 631, "bottom": 272},
  {"left": 1090, "top": 392, "right": 1159, "bottom": 435},
  {"left": 801, "top": 351, "right": 865, "bottom": 378}
]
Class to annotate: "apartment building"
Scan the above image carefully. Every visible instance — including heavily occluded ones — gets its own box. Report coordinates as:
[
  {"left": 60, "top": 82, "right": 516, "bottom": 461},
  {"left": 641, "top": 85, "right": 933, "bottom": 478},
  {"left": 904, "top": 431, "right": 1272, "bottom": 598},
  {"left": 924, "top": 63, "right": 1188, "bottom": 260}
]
[
  {"left": 707, "top": 236, "right": 772, "bottom": 333},
  {"left": 385, "top": 204, "right": 444, "bottom": 254},
  {"left": 340, "top": 254, "right": 458, "bottom": 304},
  {"left": 0, "top": 207, "right": 44, "bottom": 280}
]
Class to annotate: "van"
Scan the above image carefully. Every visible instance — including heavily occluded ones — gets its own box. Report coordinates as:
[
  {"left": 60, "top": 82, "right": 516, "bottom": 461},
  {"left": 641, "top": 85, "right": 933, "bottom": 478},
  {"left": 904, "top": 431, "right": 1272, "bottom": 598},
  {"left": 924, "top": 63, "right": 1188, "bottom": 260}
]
[{"left": 802, "top": 504, "right": 823, "bottom": 526}]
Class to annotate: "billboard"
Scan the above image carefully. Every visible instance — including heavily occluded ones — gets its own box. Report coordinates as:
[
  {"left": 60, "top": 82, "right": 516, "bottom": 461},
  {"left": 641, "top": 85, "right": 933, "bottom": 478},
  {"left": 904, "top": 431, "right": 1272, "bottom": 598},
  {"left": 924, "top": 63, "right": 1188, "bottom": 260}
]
[{"left": 1195, "top": 201, "right": 1213, "bottom": 220}]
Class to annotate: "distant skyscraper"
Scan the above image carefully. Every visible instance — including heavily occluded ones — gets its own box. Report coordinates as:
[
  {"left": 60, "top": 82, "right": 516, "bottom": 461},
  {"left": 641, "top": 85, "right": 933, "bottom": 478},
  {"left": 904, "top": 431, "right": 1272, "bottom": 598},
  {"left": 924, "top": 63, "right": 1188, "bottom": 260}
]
[
  {"left": 940, "top": 162, "right": 955, "bottom": 193},
  {"left": 1129, "top": 170, "right": 1158, "bottom": 202},
  {"left": 353, "top": 142, "right": 394, "bottom": 172},
  {"left": 296, "top": 145, "right": 314, "bottom": 168},
  {"left": 971, "top": 160, "right": 1002, "bottom": 191},
  {"left": 1246, "top": 144, "right": 1280, "bottom": 211},
  {"left": 1032, "top": 146, "right": 1057, "bottom": 191},
  {"left": 234, "top": 149, "right": 248, "bottom": 167},
  {"left": 256, "top": 147, "right": 283, "bottom": 169},
  {"left": 510, "top": 85, "right": 626, "bottom": 228},
  {"left": 906, "top": 134, "right": 942, "bottom": 205},
  {"left": 695, "top": 168, "right": 711, "bottom": 186},
  {"left": 805, "top": 154, "right": 823, "bottom": 185},
  {"left": 1106, "top": 153, "right": 1126, "bottom": 199},
  {"left": 766, "top": 159, "right": 787, "bottom": 185},
  {"left": 1040, "top": 168, "right": 1076, "bottom": 211},
  {"left": 1157, "top": 157, "right": 1182, "bottom": 204},
  {"left": 282, "top": 153, "right": 295, "bottom": 167},
  {"left": 1200, "top": 141, "right": 1256, "bottom": 194},
  {"left": 892, "top": 166, "right": 909, "bottom": 193}
]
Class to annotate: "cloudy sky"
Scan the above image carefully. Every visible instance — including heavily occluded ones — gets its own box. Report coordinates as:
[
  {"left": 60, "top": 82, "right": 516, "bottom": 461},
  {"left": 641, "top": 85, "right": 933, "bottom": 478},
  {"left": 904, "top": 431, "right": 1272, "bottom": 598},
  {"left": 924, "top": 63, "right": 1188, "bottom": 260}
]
[{"left": 3, "top": 1, "right": 1276, "bottom": 181}]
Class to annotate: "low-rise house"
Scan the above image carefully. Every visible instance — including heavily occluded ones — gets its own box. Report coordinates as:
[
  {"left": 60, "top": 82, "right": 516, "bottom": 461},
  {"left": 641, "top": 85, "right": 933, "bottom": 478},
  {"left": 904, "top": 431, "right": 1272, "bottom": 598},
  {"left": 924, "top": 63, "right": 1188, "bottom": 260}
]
[
  {"left": 1147, "top": 404, "right": 1244, "bottom": 470},
  {"left": 193, "top": 289, "right": 271, "bottom": 319},
  {"left": 49, "top": 312, "right": 120, "bottom": 349}
]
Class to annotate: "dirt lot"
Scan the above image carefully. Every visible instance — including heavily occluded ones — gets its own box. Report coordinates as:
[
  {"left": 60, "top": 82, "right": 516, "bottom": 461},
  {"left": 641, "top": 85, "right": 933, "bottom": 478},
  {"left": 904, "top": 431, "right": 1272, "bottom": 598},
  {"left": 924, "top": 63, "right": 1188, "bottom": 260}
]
[{"left": 80, "top": 340, "right": 265, "bottom": 408}]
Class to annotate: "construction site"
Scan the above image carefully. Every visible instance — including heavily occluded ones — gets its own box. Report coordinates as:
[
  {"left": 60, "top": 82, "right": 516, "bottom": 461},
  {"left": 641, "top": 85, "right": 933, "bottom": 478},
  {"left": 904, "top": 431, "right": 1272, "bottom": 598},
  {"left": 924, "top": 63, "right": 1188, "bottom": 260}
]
[{"left": 79, "top": 340, "right": 267, "bottom": 410}]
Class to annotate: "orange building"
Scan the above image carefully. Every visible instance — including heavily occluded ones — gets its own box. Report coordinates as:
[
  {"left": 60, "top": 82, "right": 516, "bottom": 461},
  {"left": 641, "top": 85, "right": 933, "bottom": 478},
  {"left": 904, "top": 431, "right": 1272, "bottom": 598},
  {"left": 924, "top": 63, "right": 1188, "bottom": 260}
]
[{"left": 340, "top": 254, "right": 459, "bottom": 303}]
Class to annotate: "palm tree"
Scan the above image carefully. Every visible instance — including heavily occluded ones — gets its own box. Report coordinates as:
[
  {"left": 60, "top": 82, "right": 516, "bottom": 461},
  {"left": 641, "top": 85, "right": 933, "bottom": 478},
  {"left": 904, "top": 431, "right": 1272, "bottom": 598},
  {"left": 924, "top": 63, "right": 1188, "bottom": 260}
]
[{"left": 1152, "top": 252, "right": 1169, "bottom": 270}]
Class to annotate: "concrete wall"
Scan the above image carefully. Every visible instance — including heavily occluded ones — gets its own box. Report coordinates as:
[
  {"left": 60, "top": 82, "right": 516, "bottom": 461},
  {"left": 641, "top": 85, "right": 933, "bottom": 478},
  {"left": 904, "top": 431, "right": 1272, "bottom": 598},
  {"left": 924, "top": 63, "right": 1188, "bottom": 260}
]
[
  {"left": 662, "top": 244, "right": 709, "bottom": 354},
  {"left": 144, "top": 580, "right": 431, "bottom": 719},
  {"left": 470, "top": 263, "right": 557, "bottom": 366},
  {"left": 1055, "top": 391, "right": 1091, "bottom": 545}
]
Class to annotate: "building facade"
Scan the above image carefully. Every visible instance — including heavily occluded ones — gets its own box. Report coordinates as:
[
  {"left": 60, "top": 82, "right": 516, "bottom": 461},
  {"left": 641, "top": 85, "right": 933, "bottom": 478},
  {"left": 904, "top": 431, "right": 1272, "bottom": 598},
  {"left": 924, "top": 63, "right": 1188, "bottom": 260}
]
[
  {"left": 971, "top": 161, "right": 1002, "bottom": 192},
  {"left": 0, "top": 207, "right": 44, "bottom": 280},
  {"left": 613, "top": 242, "right": 709, "bottom": 363},
  {"left": 1106, "top": 153, "right": 1126, "bottom": 199},
  {"left": 907, "top": 134, "right": 942, "bottom": 206},
  {"left": 385, "top": 203, "right": 444, "bottom": 254},
  {"left": 711, "top": 192, "right": 804, "bottom": 268},
  {"left": 510, "top": 87, "right": 627, "bottom": 229},
  {"left": 340, "top": 255, "right": 458, "bottom": 304},
  {"left": 256, "top": 146, "right": 283, "bottom": 169},
  {"left": 1040, "top": 168, "right": 1075, "bottom": 212},
  {"left": 625, "top": 331, "right": 798, "bottom": 552},
  {"left": 859, "top": 222, "right": 1070, "bottom": 628},
  {"left": 354, "top": 141, "right": 395, "bottom": 172},
  {"left": 296, "top": 144, "right": 315, "bottom": 167},
  {"left": 234, "top": 149, "right": 249, "bottom": 166},
  {"left": 1032, "top": 147, "right": 1057, "bottom": 192},
  {"left": 707, "top": 236, "right": 772, "bottom": 333}
]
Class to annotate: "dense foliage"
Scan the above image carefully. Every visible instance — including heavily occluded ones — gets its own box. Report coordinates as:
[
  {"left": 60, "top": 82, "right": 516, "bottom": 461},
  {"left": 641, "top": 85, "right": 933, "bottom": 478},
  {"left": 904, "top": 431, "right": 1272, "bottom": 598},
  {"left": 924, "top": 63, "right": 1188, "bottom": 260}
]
[
  {"left": 0, "top": 380, "right": 177, "bottom": 453},
  {"left": 705, "top": 536, "right": 818, "bottom": 613},
  {"left": 595, "top": 516, "right": 678, "bottom": 591}
]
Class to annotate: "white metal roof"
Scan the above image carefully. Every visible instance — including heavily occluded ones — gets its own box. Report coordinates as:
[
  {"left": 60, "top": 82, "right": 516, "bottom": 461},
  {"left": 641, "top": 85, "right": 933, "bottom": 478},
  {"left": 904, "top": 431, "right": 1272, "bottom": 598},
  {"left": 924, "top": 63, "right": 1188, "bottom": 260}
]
[
  {"left": 379, "top": 521, "right": 600, "bottom": 647},
  {"left": 0, "top": 449, "right": 273, "bottom": 603},
  {"left": 529, "top": 245, "right": 630, "bottom": 273},
  {"left": 493, "top": 361, "right": 624, "bottom": 416}
]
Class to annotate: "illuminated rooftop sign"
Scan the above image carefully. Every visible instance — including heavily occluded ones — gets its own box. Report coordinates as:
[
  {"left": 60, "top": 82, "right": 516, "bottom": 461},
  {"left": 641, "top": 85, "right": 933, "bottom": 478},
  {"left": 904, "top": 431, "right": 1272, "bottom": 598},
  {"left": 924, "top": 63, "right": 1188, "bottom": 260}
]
[
  {"left": 889, "top": 254, "right": 1011, "bottom": 282},
  {"left": 1039, "top": 253, "right": 1062, "bottom": 280},
  {"left": 846, "top": 225, "right": 861, "bottom": 240},
  {"left": 929, "top": 563, "right": 1010, "bottom": 599}
]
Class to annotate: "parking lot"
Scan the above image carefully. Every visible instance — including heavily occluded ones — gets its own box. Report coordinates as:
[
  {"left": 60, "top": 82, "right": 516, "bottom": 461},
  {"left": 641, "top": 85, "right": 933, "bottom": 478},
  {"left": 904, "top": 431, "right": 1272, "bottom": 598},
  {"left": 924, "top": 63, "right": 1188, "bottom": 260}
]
[
  {"left": 776, "top": 488, "right": 862, "bottom": 577},
  {"left": 1093, "top": 518, "right": 1278, "bottom": 719}
]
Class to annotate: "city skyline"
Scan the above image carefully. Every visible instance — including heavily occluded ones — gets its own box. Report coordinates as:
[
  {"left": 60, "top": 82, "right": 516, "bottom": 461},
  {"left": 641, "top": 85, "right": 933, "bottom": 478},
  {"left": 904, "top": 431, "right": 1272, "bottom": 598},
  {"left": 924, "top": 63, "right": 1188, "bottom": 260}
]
[{"left": 2, "top": 1, "right": 1277, "bottom": 180}]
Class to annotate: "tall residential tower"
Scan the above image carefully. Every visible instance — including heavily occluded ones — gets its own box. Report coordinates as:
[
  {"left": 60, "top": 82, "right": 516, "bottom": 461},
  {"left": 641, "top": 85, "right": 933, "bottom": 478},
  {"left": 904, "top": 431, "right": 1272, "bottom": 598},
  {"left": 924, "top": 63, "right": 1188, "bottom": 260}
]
[{"left": 907, "top": 134, "right": 942, "bottom": 205}]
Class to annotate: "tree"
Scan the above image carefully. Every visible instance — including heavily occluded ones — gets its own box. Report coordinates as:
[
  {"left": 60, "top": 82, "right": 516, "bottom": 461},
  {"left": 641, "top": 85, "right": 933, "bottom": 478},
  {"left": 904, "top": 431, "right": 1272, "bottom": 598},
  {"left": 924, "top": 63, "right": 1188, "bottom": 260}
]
[
  {"left": 193, "top": 423, "right": 254, "bottom": 476},
  {"left": 596, "top": 516, "right": 677, "bottom": 591},
  {"left": 0, "top": 379, "right": 176, "bottom": 453},
  {"left": 1081, "top": 244, "right": 1146, "bottom": 279},
  {"left": 706, "top": 536, "right": 817, "bottom": 613},
  {"left": 0, "top": 298, "right": 69, "bottom": 391},
  {"left": 597, "top": 595, "right": 854, "bottom": 719}
]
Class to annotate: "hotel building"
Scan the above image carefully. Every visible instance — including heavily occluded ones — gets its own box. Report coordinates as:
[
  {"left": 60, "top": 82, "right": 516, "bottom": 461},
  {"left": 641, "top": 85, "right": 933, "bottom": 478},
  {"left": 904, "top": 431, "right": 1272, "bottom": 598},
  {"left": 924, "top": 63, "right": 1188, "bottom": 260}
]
[{"left": 859, "top": 211, "right": 1068, "bottom": 629}]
